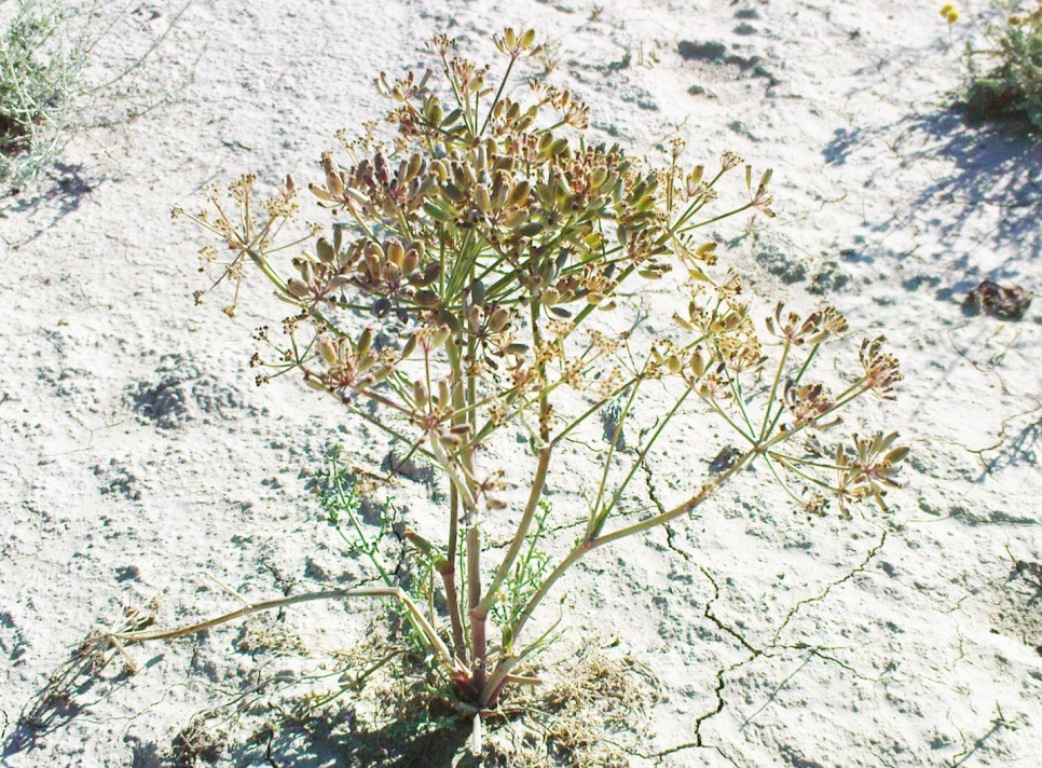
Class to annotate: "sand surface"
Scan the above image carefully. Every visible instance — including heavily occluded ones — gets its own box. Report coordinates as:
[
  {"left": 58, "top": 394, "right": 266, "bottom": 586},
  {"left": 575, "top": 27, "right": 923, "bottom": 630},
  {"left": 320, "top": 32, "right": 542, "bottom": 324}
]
[{"left": 2, "top": 0, "right": 1041, "bottom": 766}]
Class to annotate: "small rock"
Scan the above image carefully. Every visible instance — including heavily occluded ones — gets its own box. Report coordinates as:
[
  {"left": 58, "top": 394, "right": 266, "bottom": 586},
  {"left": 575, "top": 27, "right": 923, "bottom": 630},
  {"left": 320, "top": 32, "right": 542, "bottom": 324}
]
[
  {"left": 962, "top": 280, "right": 1032, "bottom": 320},
  {"left": 115, "top": 565, "right": 141, "bottom": 582},
  {"left": 678, "top": 40, "right": 728, "bottom": 62}
]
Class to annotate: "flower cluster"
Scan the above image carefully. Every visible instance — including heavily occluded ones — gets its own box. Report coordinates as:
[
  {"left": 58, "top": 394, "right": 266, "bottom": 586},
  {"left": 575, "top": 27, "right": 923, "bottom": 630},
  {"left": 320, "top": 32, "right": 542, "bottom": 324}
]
[{"left": 833, "top": 432, "right": 909, "bottom": 516}]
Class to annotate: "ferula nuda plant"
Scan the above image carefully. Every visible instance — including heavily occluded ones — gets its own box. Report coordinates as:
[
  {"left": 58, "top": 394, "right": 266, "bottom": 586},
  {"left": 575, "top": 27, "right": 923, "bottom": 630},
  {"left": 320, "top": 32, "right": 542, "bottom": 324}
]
[{"left": 109, "top": 29, "right": 906, "bottom": 747}]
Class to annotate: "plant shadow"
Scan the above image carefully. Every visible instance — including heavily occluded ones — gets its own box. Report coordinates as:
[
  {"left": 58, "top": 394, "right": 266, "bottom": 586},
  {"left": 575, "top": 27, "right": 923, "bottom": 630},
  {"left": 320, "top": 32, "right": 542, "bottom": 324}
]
[
  {"left": 822, "top": 107, "right": 1042, "bottom": 296},
  {"left": 0, "top": 162, "right": 101, "bottom": 246},
  {"left": 978, "top": 415, "right": 1042, "bottom": 480},
  {"left": 2, "top": 650, "right": 164, "bottom": 760},
  {"left": 916, "top": 108, "right": 1039, "bottom": 269},
  {"left": 239, "top": 715, "right": 477, "bottom": 768}
]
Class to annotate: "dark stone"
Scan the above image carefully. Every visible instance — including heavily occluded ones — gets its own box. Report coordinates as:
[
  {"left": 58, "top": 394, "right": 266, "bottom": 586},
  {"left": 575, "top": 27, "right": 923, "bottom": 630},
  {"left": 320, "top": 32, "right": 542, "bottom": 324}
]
[
  {"left": 678, "top": 40, "right": 728, "bottom": 62},
  {"left": 963, "top": 280, "right": 1032, "bottom": 320}
]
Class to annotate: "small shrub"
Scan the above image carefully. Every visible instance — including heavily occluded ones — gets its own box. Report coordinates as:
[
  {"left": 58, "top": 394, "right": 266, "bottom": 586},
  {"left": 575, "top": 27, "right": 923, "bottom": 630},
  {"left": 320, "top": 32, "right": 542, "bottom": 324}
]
[
  {"left": 0, "top": 0, "right": 193, "bottom": 190},
  {"left": 0, "top": 0, "right": 86, "bottom": 186},
  {"left": 962, "top": 2, "right": 1042, "bottom": 129},
  {"left": 92, "top": 29, "right": 906, "bottom": 753}
]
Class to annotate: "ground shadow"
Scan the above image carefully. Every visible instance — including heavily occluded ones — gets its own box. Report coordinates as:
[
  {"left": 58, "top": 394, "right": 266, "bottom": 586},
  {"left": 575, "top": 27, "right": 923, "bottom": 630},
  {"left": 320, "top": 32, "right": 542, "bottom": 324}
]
[
  {"left": 2, "top": 651, "right": 164, "bottom": 760},
  {"left": 232, "top": 715, "right": 477, "bottom": 768},
  {"left": 3, "top": 644, "right": 476, "bottom": 768},
  {"left": 978, "top": 415, "right": 1042, "bottom": 480},
  {"left": 822, "top": 108, "right": 1042, "bottom": 292},
  {"left": 0, "top": 162, "right": 101, "bottom": 247},
  {"left": 908, "top": 108, "right": 1041, "bottom": 280}
]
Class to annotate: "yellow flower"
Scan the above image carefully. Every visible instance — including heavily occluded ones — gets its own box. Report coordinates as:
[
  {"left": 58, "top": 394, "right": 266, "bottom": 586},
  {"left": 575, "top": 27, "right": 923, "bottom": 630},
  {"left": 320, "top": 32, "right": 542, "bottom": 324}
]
[{"left": 940, "top": 3, "right": 959, "bottom": 23}]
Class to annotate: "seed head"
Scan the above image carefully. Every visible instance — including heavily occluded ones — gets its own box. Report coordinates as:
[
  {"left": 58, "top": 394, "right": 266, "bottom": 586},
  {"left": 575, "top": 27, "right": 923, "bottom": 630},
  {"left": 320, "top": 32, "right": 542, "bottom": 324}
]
[
  {"left": 784, "top": 380, "right": 840, "bottom": 429},
  {"left": 833, "top": 431, "right": 908, "bottom": 514},
  {"left": 858, "top": 337, "right": 903, "bottom": 399}
]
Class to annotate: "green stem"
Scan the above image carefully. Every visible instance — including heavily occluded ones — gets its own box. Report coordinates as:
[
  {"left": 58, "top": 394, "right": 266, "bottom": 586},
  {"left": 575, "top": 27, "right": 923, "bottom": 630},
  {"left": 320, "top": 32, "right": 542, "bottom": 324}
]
[
  {"left": 702, "top": 394, "right": 756, "bottom": 446},
  {"left": 768, "top": 451, "right": 845, "bottom": 472},
  {"left": 340, "top": 399, "right": 436, "bottom": 463},
  {"left": 444, "top": 484, "right": 467, "bottom": 663},
  {"left": 758, "top": 452, "right": 806, "bottom": 507},
  {"left": 330, "top": 466, "right": 392, "bottom": 586},
  {"left": 675, "top": 201, "right": 755, "bottom": 235},
  {"left": 473, "top": 293, "right": 553, "bottom": 681},
  {"left": 438, "top": 50, "right": 472, "bottom": 135},
  {"left": 761, "top": 341, "right": 822, "bottom": 440},
  {"left": 593, "top": 386, "right": 692, "bottom": 538},
  {"left": 483, "top": 542, "right": 587, "bottom": 704},
  {"left": 480, "top": 55, "right": 517, "bottom": 135},
  {"left": 550, "top": 371, "right": 649, "bottom": 447},
  {"left": 588, "top": 375, "right": 645, "bottom": 539},
  {"left": 446, "top": 333, "right": 485, "bottom": 685},
  {"left": 595, "top": 451, "right": 752, "bottom": 546},
  {"left": 500, "top": 446, "right": 754, "bottom": 659},
  {"left": 758, "top": 337, "right": 791, "bottom": 441},
  {"left": 769, "top": 454, "right": 842, "bottom": 494},
  {"left": 475, "top": 448, "right": 552, "bottom": 620},
  {"left": 468, "top": 523, "right": 486, "bottom": 691}
]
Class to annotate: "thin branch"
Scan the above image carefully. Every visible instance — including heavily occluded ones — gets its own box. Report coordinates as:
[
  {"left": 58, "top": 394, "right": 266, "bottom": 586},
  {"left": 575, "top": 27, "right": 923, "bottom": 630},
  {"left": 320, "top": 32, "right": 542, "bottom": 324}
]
[{"left": 109, "top": 587, "right": 458, "bottom": 671}]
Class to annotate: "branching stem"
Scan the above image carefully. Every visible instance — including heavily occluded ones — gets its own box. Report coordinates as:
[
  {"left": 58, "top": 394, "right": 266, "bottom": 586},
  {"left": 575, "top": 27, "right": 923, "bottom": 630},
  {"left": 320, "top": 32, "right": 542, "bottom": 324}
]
[{"left": 110, "top": 587, "right": 458, "bottom": 671}]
